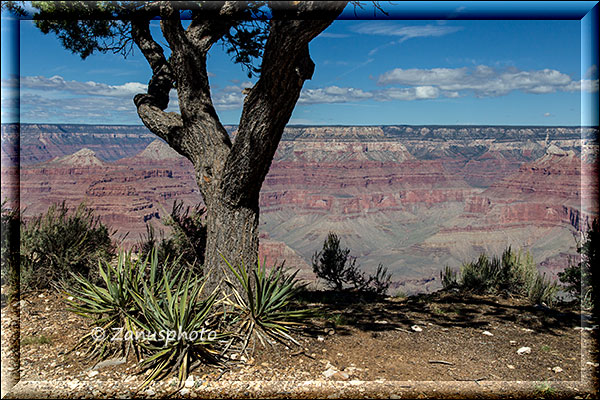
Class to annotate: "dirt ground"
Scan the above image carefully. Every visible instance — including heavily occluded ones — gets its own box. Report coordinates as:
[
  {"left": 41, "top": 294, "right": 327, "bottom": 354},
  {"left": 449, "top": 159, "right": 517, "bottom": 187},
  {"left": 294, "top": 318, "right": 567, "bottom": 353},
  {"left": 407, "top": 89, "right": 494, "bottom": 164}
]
[{"left": 2, "top": 286, "right": 598, "bottom": 399}]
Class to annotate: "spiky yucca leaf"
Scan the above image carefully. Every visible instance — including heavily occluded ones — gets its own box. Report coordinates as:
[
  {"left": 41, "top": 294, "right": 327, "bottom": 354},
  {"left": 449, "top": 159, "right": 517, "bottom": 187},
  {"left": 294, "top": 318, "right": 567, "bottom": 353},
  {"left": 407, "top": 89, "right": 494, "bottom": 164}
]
[
  {"left": 64, "top": 250, "right": 152, "bottom": 359},
  {"left": 133, "top": 269, "right": 226, "bottom": 389},
  {"left": 221, "top": 255, "right": 314, "bottom": 352}
]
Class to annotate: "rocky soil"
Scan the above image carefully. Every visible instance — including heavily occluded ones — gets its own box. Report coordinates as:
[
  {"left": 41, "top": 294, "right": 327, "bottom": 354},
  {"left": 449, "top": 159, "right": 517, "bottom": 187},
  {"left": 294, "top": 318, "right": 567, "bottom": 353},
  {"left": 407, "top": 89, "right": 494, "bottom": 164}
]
[{"left": 2, "top": 286, "right": 598, "bottom": 399}]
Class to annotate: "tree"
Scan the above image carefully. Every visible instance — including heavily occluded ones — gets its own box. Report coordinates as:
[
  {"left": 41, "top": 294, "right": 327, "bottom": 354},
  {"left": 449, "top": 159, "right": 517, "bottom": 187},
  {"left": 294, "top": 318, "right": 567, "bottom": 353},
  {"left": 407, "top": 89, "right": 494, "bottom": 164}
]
[
  {"left": 6, "top": 1, "right": 353, "bottom": 287},
  {"left": 312, "top": 231, "right": 392, "bottom": 294},
  {"left": 312, "top": 232, "right": 356, "bottom": 291}
]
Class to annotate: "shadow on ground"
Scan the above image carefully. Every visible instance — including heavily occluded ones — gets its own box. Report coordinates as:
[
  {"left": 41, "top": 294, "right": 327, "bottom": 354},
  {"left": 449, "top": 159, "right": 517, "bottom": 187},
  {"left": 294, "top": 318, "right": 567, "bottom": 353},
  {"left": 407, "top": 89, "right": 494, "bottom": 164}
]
[{"left": 297, "top": 289, "right": 585, "bottom": 337}]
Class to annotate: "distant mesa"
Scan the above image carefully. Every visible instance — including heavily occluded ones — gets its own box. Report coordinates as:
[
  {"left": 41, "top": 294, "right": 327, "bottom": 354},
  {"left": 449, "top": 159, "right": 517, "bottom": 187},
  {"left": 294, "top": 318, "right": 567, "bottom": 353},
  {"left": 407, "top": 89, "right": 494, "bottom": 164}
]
[
  {"left": 545, "top": 143, "right": 573, "bottom": 157},
  {"left": 48, "top": 148, "right": 104, "bottom": 167},
  {"left": 136, "top": 139, "right": 182, "bottom": 160}
]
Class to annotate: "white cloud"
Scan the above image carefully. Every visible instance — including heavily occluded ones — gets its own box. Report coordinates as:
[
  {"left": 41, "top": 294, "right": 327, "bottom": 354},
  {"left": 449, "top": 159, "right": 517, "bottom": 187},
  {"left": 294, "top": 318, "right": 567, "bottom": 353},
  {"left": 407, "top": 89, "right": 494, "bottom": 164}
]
[
  {"left": 544, "top": 112, "right": 552, "bottom": 117},
  {"left": 299, "top": 86, "right": 373, "bottom": 104},
  {"left": 17, "top": 75, "right": 148, "bottom": 97},
  {"left": 377, "top": 65, "right": 599, "bottom": 96},
  {"left": 352, "top": 23, "right": 462, "bottom": 43}
]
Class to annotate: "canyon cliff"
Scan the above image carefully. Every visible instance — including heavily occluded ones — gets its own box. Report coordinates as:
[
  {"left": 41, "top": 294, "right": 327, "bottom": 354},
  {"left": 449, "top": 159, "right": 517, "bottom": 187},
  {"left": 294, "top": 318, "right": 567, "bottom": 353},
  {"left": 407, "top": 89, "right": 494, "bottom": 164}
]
[{"left": 2, "top": 123, "right": 597, "bottom": 293}]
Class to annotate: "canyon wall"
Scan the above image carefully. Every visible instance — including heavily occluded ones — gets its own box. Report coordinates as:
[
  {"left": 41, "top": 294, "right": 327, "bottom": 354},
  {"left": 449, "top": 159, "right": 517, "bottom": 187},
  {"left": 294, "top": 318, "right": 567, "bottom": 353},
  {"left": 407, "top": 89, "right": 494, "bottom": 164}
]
[{"left": 2, "top": 123, "right": 597, "bottom": 294}]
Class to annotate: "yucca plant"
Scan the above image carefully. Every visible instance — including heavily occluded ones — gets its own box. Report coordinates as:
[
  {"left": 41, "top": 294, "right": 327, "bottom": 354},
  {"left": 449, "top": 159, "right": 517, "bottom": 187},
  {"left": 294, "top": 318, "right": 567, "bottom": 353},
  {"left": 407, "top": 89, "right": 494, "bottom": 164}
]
[
  {"left": 65, "top": 250, "right": 151, "bottom": 359},
  {"left": 221, "top": 256, "right": 314, "bottom": 352},
  {"left": 131, "top": 268, "right": 225, "bottom": 389}
]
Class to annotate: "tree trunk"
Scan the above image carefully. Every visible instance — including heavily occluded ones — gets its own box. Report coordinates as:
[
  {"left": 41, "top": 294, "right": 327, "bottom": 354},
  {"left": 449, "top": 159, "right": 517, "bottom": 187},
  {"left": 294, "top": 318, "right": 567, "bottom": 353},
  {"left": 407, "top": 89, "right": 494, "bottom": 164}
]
[
  {"left": 203, "top": 194, "right": 259, "bottom": 290},
  {"left": 130, "top": 2, "right": 349, "bottom": 292}
]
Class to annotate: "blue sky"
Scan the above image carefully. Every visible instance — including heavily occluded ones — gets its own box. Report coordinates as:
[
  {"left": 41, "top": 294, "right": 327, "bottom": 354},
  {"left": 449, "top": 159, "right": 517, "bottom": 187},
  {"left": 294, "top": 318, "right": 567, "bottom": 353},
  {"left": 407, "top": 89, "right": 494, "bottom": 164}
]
[{"left": 1, "top": 2, "right": 598, "bottom": 126}]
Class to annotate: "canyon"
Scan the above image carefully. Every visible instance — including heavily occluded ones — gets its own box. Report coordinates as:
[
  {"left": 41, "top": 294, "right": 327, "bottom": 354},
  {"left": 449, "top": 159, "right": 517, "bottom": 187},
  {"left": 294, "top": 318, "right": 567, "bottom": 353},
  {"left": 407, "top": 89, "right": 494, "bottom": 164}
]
[{"left": 1, "top": 123, "right": 598, "bottom": 293}]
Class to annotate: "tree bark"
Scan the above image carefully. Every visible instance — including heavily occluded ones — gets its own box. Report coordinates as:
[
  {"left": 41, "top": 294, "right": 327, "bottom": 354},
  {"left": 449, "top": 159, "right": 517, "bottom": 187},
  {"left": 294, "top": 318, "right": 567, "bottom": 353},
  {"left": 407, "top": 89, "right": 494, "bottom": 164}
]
[
  {"left": 130, "top": 1, "right": 348, "bottom": 290},
  {"left": 203, "top": 196, "right": 259, "bottom": 289}
]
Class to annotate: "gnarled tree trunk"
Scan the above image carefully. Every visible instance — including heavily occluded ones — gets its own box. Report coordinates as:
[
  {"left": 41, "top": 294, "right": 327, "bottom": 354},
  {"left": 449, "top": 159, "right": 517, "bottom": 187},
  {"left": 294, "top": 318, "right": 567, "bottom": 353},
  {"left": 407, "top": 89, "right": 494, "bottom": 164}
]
[{"left": 131, "top": 1, "right": 348, "bottom": 288}]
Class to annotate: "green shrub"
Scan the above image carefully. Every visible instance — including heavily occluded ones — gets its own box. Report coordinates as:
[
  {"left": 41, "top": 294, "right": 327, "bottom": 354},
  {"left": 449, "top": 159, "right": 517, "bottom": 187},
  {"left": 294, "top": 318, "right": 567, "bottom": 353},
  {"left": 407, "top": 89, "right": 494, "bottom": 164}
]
[
  {"left": 440, "top": 265, "right": 458, "bottom": 289},
  {"left": 367, "top": 263, "right": 392, "bottom": 295},
  {"left": 1, "top": 200, "right": 20, "bottom": 297},
  {"left": 312, "top": 232, "right": 392, "bottom": 295},
  {"left": 20, "top": 202, "right": 115, "bottom": 290},
  {"left": 444, "top": 247, "right": 558, "bottom": 306},
  {"left": 136, "top": 201, "right": 206, "bottom": 273},
  {"left": 558, "top": 219, "right": 597, "bottom": 310},
  {"left": 222, "top": 256, "right": 313, "bottom": 352}
]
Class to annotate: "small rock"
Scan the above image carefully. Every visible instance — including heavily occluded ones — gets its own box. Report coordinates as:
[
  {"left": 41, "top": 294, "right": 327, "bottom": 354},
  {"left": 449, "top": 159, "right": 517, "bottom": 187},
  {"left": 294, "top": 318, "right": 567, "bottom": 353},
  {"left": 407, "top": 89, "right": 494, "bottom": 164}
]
[
  {"left": 260, "top": 362, "right": 270, "bottom": 367},
  {"left": 552, "top": 366, "right": 563, "bottom": 373},
  {"left": 145, "top": 389, "right": 155, "bottom": 396},
  {"left": 332, "top": 371, "right": 350, "bottom": 380},
  {"left": 179, "top": 388, "right": 190, "bottom": 396},
  {"left": 92, "top": 356, "right": 127, "bottom": 370},
  {"left": 86, "top": 370, "right": 99, "bottom": 378},
  {"left": 67, "top": 296, "right": 74, "bottom": 301},
  {"left": 507, "top": 364, "right": 515, "bottom": 369},
  {"left": 317, "top": 336, "right": 325, "bottom": 341},
  {"left": 521, "top": 328, "right": 534, "bottom": 333},
  {"left": 586, "top": 362, "right": 599, "bottom": 367},
  {"left": 38, "top": 293, "right": 45, "bottom": 298},
  {"left": 517, "top": 346, "right": 531, "bottom": 355},
  {"left": 184, "top": 375, "right": 194, "bottom": 388},
  {"left": 374, "top": 320, "right": 389, "bottom": 324},
  {"left": 482, "top": 331, "right": 494, "bottom": 336},
  {"left": 509, "top": 340, "right": 517, "bottom": 346},
  {"left": 322, "top": 366, "right": 338, "bottom": 378},
  {"left": 411, "top": 325, "right": 423, "bottom": 332}
]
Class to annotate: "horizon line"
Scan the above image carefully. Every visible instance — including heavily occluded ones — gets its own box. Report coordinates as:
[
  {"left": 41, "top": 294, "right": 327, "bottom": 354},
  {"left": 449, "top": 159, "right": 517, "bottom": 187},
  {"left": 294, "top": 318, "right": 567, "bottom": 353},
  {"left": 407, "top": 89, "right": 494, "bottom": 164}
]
[{"left": 2, "top": 122, "right": 597, "bottom": 129}]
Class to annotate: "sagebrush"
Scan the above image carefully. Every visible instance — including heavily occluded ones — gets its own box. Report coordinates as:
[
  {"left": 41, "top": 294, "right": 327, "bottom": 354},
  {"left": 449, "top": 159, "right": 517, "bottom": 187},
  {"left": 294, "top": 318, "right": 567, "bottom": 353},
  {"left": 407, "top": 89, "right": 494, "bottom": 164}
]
[
  {"left": 20, "top": 202, "right": 115, "bottom": 290},
  {"left": 441, "top": 246, "right": 558, "bottom": 306}
]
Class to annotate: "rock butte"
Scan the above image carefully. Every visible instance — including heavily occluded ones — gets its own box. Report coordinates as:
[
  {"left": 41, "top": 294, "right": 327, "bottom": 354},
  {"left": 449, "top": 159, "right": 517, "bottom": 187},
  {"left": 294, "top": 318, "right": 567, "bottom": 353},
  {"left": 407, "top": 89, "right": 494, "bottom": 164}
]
[{"left": 2, "top": 124, "right": 598, "bottom": 294}]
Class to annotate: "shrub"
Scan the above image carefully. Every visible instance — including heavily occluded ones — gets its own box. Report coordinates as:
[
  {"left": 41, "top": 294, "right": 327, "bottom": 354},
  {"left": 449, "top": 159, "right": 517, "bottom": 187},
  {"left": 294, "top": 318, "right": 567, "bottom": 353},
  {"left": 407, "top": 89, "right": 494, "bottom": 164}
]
[
  {"left": 136, "top": 200, "right": 206, "bottom": 273},
  {"left": 559, "top": 219, "right": 598, "bottom": 310},
  {"left": 20, "top": 202, "right": 115, "bottom": 290},
  {"left": 67, "top": 249, "right": 225, "bottom": 388},
  {"left": 366, "top": 263, "right": 392, "bottom": 295},
  {"left": 311, "top": 232, "right": 352, "bottom": 291},
  {"left": 443, "top": 246, "right": 558, "bottom": 306},
  {"left": 440, "top": 265, "right": 458, "bottom": 289},
  {"left": 312, "top": 232, "right": 392, "bottom": 295},
  {"left": 222, "top": 256, "right": 313, "bottom": 352},
  {"left": 1, "top": 200, "right": 20, "bottom": 296}
]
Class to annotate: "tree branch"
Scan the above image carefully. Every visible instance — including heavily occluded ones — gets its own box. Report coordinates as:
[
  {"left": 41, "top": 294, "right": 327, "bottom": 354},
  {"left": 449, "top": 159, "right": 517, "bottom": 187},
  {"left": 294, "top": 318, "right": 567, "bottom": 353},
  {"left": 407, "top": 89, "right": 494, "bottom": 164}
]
[
  {"left": 131, "top": 18, "right": 173, "bottom": 110},
  {"left": 221, "top": 1, "right": 348, "bottom": 207},
  {"left": 158, "top": 2, "right": 233, "bottom": 193}
]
